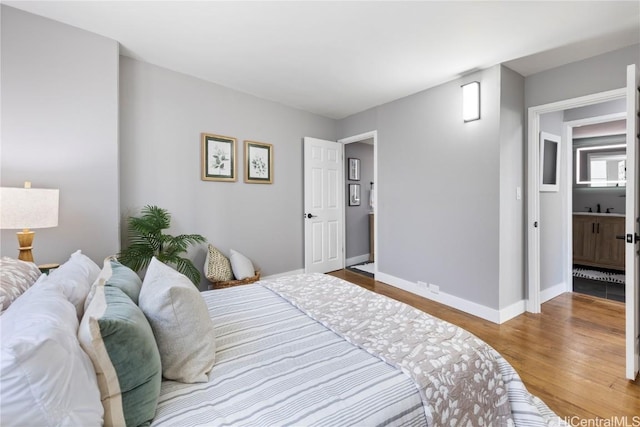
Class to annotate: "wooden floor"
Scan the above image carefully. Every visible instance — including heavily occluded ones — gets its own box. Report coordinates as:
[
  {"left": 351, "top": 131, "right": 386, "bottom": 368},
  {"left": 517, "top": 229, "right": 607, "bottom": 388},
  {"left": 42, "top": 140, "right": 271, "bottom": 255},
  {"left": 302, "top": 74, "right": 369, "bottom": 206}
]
[{"left": 329, "top": 269, "right": 640, "bottom": 419}]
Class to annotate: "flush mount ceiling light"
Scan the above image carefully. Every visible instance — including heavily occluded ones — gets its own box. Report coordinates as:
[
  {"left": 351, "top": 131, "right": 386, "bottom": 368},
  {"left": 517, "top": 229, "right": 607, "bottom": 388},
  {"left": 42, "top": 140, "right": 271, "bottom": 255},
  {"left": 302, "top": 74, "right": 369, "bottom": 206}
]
[{"left": 462, "top": 81, "right": 480, "bottom": 122}]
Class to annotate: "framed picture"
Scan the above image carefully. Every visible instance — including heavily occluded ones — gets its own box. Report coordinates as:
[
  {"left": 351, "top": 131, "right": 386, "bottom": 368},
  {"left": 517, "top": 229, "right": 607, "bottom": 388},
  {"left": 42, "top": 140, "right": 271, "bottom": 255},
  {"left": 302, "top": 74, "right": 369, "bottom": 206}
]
[
  {"left": 348, "top": 158, "right": 360, "bottom": 181},
  {"left": 245, "top": 140, "right": 273, "bottom": 184},
  {"left": 539, "top": 131, "right": 560, "bottom": 192},
  {"left": 349, "top": 184, "right": 361, "bottom": 206},
  {"left": 201, "top": 133, "right": 236, "bottom": 182}
]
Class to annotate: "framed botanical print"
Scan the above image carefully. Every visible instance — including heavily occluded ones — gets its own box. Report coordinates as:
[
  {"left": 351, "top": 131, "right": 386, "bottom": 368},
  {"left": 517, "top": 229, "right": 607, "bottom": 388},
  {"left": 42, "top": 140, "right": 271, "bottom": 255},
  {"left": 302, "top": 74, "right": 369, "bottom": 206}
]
[
  {"left": 244, "top": 140, "right": 273, "bottom": 184},
  {"left": 201, "top": 133, "right": 237, "bottom": 182}
]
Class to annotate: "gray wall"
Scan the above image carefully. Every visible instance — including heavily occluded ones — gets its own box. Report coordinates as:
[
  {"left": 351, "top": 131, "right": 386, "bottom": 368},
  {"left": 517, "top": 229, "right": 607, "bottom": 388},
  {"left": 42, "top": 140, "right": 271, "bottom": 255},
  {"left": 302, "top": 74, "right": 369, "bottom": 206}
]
[
  {"left": 119, "top": 57, "right": 336, "bottom": 289},
  {"left": 339, "top": 65, "right": 508, "bottom": 310},
  {"left": 345, "top": 142, "right": 374, "bottom": 262},
  {"left": 525, "top": 44, "right": 640, "bottom": 109},
  {"left": 498, "top": 66, "right": 525, "bottom": 308},
  {"left": 0, "top": 6, "right": 120, "bottom": 265}
]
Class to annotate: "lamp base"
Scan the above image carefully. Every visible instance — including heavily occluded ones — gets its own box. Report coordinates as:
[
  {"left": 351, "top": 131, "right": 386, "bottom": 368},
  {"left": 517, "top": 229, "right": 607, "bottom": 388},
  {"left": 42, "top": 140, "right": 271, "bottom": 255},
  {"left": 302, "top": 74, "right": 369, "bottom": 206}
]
[{"left": 16, "top": 230, "right": 35, "bottom": 263}]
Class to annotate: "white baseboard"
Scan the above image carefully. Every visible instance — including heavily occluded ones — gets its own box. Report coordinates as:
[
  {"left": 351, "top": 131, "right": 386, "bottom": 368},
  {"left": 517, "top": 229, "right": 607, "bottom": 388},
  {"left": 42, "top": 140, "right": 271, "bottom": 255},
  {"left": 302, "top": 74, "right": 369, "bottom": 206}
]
[
  {"left": 376, "top": 272, "right": 525, "bottom": 324},
  {"left": 499, "top": 300, "right": 527, "bottom": 323},
  {"left": 540, "top": 281, "right": 566, "bottom": 303},
  {"left": 346, "top": 254, "right": 370, "bottom": 266}
]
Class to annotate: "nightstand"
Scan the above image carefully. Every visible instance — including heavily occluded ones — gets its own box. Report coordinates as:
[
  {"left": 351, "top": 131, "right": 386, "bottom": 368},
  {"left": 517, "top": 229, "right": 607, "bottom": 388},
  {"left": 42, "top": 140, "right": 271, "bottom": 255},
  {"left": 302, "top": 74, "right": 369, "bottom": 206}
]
[{"left": 38, "top": 263, "right": 60, "bottom": 274}]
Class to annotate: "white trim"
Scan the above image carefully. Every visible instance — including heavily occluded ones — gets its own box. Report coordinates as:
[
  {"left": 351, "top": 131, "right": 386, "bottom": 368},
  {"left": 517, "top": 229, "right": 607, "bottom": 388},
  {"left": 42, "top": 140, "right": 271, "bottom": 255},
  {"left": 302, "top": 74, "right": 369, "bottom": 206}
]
[
  {"left": 376, "top": 272, "right": 525, "bottom": 324},
  {"left": 625, "top": 63, "right": 639, "bottom": 380},
  {"left": 527, "top": 88, "right": 626, "bottom": 314},
  {"left": 540, "top": 281, "right": 567, "bottom": 304},
  {"left": 499, "top": 300, "right": 527, "bottom": 324},
  {"left": 338, "top": 130, "right": 378, "bottom": 278}
]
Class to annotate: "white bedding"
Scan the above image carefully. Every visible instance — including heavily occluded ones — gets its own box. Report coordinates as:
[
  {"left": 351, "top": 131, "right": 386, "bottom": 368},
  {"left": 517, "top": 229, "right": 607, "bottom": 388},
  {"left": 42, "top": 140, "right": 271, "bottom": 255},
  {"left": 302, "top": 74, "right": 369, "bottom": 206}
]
[
  {"left": 153, "top": 274, "right": 565, "bottom": 427},
  {"left": 152, "top": 284, "right": 426, "bottom": 426}
]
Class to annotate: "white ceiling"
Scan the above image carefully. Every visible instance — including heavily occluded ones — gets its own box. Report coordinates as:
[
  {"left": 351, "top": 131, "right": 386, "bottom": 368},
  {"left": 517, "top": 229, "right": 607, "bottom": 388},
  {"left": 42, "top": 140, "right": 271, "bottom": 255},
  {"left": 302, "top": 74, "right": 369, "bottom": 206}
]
[{"left": 5, "top": 1, "right": 639, "bottom": 119}]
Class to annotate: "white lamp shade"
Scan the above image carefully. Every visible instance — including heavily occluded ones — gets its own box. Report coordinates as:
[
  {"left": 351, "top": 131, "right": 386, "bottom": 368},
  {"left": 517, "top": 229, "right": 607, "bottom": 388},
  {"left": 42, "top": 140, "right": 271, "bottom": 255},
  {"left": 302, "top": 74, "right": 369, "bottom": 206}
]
[
  {"left": 462, "top": 81, "right": 480, "bottom": 122},
  {"left": 0, "top": 187, "right": 59, "bottom": 230}
]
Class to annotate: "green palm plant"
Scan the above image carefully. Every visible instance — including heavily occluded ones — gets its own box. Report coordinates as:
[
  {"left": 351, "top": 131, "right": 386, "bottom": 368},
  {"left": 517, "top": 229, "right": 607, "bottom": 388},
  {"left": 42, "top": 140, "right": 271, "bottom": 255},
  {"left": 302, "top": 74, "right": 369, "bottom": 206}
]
[{"left": 118, "top": 205, "right": 206, "bottom": 285}]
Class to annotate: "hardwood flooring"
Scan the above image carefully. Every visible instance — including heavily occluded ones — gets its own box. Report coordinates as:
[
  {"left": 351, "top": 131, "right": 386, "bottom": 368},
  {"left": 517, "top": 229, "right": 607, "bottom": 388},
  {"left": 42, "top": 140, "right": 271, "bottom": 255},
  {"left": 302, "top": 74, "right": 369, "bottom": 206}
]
[{"left": 329, "top": 269, "right": 640, "bottom": 420}]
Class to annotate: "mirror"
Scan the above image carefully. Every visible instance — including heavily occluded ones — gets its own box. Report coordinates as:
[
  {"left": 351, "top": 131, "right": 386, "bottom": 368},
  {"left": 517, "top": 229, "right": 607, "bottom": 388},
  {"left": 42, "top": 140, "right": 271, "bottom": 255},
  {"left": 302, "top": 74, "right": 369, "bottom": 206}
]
[
  {"left": 576, "top": 144, "right": 626, "bottom": 187},
  {"left": 540, "top": 132, "right": 560, "bottom": 192}
]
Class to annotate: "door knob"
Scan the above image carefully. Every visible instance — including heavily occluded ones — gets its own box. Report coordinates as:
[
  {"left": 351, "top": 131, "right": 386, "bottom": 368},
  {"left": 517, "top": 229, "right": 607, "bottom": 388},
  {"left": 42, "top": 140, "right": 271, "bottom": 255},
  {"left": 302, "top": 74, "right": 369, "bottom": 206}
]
[{"left": 306, "top": 213, "right": 317, "bottom": 219}]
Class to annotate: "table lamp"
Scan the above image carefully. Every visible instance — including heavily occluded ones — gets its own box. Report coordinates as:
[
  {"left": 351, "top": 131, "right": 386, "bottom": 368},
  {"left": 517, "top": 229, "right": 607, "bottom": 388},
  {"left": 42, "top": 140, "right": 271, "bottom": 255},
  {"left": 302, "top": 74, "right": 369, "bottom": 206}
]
[{"left": 0, "top": 182, "right": 59, "bottom": 263}]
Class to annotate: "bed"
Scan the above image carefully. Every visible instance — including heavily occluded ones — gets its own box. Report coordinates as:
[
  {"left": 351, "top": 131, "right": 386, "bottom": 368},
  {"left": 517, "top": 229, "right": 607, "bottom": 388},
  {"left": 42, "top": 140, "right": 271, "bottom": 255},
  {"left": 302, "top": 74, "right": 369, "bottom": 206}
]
[{"left": 0, "top": 253, "right": 565, "bottom": 427}]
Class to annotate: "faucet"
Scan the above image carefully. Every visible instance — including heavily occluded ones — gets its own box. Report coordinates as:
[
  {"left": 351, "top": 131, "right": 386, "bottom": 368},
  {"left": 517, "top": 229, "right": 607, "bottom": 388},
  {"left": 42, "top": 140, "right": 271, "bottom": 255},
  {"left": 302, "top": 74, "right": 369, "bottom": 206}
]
[
  {"left": 585, "top": 206, "right": 593, "bottom": 212},
  {"left": 597, "top": 203, "right": 601, "bottom": 213},
  {"left": 606, "top": 208, "right": 614, "bottom": 214}
]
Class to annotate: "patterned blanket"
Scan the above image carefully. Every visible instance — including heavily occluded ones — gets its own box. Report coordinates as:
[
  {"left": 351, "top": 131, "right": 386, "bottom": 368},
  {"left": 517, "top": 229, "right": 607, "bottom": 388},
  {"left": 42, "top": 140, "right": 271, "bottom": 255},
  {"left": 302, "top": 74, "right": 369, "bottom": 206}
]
[{"left": 265, "top": 273, "right": 564, "bottom": 427}]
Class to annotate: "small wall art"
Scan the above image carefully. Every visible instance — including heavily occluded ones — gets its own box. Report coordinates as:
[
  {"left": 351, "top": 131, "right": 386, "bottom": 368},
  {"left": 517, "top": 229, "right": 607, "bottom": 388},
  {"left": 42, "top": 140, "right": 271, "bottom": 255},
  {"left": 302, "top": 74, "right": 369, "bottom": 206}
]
[
  {"left": 539, "top": 131, "right": 560, "bottom": 192},
  {"left": 349, "top": 183, "right": 361, "bottom": 206},
  {"left": 244, "top": 140, "right": 273, "bottom": 184},
  {"left": 348, "top": 158, "right": 360, "bottom": 181},
  {"left": 201, "top": 133, "right": 237, "bottom": 182}
]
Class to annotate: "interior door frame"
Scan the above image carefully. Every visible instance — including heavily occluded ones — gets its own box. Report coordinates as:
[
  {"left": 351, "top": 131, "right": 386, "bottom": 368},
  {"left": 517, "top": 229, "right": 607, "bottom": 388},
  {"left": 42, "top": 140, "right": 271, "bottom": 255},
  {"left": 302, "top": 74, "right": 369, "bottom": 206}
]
[
  {"left": 527, "top": 88, "right": 626, "bottom": 313},
  {"left": 338, "top": 130, "right": 378, "bottom": 277},
  {"left": 561, "top": 112, "right": 627, "bottom": 293}
]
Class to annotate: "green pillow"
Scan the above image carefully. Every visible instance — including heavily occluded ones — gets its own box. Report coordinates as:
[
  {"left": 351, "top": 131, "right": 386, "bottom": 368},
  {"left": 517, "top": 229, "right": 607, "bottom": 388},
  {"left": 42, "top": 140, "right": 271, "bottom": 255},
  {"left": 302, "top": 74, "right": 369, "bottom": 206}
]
[
  {"left": 103, "top": 259, "right": 142, "bottom": 304},
  {"left": 78, "top": 284, "right": 161, "bottom": 427}
]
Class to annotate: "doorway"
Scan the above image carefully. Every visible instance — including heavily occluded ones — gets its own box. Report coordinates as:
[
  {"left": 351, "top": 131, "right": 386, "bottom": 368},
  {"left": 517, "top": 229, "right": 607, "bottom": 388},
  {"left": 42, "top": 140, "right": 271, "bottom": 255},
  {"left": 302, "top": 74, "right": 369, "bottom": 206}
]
[
  {"left": 527, "top": 88, "right": 626, "bottom": 312},
  {"left": 527, "top": 64, "right": 639, "bottom": 380},
  {"left": 564, "top": 111, "right": 627, "bottom": 302},
  {"left": 338, "top": 131, "right": 378, "bottom": 279}
]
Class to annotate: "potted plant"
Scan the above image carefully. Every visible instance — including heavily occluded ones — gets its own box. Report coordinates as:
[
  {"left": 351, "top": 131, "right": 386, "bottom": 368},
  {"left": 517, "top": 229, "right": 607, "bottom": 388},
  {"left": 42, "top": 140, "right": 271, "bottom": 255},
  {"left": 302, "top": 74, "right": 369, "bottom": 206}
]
[{"left": 118, "top": 205, "right": 206, "bottom": 285}]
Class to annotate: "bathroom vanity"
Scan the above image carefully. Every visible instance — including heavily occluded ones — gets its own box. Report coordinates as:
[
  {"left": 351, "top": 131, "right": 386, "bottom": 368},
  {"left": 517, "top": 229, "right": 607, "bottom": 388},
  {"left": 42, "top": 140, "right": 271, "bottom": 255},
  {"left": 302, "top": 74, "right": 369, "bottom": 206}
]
[{"left": 573, "top": 213, "right": 625, "bottom": 270}]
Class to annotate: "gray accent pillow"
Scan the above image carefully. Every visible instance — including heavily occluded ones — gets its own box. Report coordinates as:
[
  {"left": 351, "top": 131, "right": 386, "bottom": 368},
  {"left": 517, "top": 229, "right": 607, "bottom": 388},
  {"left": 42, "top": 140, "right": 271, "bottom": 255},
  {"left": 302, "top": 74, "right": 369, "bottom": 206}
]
[
  {"left": 105, "top": 259, "right": 142, "bottom": 304},
  {"left": 139, "top": 257, "right": 216, "bottom": 383},
  {"left": 0, "top": 257, "right": 42, "bottom": 314}
]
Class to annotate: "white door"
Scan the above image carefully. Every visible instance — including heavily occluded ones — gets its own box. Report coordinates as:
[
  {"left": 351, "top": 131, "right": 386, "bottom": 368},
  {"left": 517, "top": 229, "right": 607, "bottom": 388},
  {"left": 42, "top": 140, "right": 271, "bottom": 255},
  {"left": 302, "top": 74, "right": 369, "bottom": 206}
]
[
  {"left": 303, "top": 137, "right": 344, "bottom": 273},
  {"left": 625, "top": 64, "right": 640, "bottom": 380}
]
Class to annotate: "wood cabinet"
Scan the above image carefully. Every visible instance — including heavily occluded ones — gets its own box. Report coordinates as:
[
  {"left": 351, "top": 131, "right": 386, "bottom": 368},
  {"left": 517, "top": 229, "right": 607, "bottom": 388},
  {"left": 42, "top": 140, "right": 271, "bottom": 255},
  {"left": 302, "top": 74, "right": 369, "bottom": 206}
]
[{"left": 573, "top": 214, "right": 625, "bottom": 270}]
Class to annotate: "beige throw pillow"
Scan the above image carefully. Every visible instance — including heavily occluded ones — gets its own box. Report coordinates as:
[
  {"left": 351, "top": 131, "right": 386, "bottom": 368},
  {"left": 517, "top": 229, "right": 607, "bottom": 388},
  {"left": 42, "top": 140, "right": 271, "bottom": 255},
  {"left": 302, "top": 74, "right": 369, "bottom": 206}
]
[
  {"left": 139, "top": 257, "right": 216, "bottom": 383},
  {"left": 204, "top": 244, "right": 233, "bottom": 282}
]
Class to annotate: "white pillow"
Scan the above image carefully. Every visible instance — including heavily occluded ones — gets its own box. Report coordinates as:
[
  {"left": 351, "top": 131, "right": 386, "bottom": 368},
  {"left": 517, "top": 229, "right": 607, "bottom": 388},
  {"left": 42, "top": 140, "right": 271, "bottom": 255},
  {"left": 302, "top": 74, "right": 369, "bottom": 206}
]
[
  {"left": 139, "top": 257, "right": 216, "bottom": 383},
  {"left": 0, "top": 276, "right": 103, "bottom": 426},
  {"left": 48, "top": 250, "right": 101, "bottom": 319},
  {"left": 229, "top": 249, "right": 255, "bottom": 280}
]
